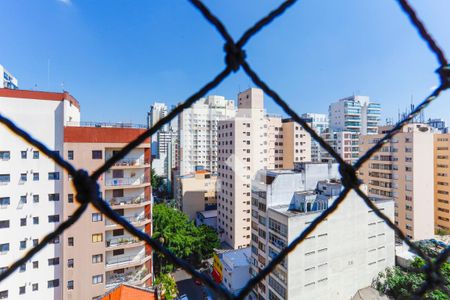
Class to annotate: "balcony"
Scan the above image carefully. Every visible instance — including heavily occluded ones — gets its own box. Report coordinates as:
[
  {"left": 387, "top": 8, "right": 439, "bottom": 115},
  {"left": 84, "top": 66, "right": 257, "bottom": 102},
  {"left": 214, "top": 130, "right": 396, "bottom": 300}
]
[
  {"left": 105, "top": 176, "right": 150, "bottom": 189},
  {"left": 107, "top": 157, "right": 149, "bottom": 169},
  {"left": 105, "top": 214, "right": 151, "bottom": 228},
  {"left": 106, "top": 237, "right": 145, "bottom": 249},
  {"left": 105, "top": 253, "right": 151, "bottom": 271},
  {"left": 106, "top": 266, "right": 151, "bottom": 288},
  {"left": 108, "top": 196, "right": 150, "bottom": 208}
]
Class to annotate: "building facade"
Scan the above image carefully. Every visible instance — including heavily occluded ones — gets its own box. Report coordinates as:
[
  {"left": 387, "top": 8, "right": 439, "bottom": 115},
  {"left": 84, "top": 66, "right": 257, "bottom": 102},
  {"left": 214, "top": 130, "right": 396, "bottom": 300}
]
[
  {"left": 0, "top": 89, "right": 152, "bottom": 300},
  {"left": 0, "top": 64, "right": 18, "bottom": 89},
  {"left": 320, "top": 129, "right": 359, "bottom": 165},
  {"left": 175, "top": 170, "right": 217, "bottom": 220},
  {"left": 217, "top": 88, "right": 281, "bottom": 249},
  {"left": 250, "top": 163, "right": 395, "bottom": 300},
  {"left": 0, "top": 89, "right": 79, "bottom": 299},
  {"left": 301, "top": 113, "right": 328, "bottom": 162},
  {"left": 178, "top": 95, "right": 235, "bottom": 176},
  {"left": 281, "top": 119, "right": 312, "bottom": 169},
  {"left": 434, "top": 134, "right": 450, "bottom": 233},
  {"left": 62, "top": 124, "right": 152, "bottom": 300},
  {"left": 359, "top": 124, "right": 435, "bottom": 240},
  {"left": 329, "top": 95, "right": 380, "bottom": 135}
]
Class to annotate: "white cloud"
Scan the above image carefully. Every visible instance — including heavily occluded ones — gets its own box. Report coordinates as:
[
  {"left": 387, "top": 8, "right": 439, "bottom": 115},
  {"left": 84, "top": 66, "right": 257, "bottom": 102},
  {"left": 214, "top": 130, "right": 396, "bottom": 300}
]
[{"left": 58, "top": 0, "right": 72, "bottom": 5}]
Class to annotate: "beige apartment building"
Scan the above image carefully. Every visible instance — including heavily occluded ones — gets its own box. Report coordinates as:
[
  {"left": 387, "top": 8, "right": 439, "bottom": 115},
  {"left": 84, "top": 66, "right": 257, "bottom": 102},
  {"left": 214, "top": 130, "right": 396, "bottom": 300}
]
[
  {"left": 62, "top": 125, "right": 152, "bottom": 300},
  {"left": 175, "top": 170, "right": 217, "bottom": 220},
  {"left": 434, "top": 134, "right": 450, "bottom": 233},
  {"left": 359, "top": 124, "right": 435, "bottom": 240},
  {"left": 282, "top": 118, "right": 312, "bottom": 169},
  {"left": 217, "top": 88, "right": 311, "bottom": 249}
]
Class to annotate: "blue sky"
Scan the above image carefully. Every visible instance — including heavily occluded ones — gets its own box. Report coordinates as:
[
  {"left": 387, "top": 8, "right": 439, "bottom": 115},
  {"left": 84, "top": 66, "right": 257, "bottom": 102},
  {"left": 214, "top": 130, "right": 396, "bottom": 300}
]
[{"left": 1, "top": 0, "right": 449, "bottom": 125}]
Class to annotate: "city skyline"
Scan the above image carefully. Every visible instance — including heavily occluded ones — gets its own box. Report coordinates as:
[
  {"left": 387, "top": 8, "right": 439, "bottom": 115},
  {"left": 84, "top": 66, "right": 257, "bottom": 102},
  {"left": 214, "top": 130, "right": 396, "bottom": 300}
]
[{"left": 1, "top": 0, "right": 449, "bottom": 124}]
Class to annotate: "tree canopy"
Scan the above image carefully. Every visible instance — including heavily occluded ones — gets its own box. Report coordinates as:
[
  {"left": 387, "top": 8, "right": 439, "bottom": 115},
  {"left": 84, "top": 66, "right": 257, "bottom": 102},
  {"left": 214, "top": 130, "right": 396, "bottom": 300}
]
[
  {"left": 374, "top": 257, "right": 450, "bottom": 300},
  {"left": 152, "top": 204, "right": 220, "bottom": 273}
]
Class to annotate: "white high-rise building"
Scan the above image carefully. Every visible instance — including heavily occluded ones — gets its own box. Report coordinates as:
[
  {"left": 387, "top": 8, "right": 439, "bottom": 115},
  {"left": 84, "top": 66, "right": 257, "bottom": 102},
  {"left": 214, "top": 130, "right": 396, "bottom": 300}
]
[
  {"left": 179, "top": 95, "right": 235, "bottom": 176},
  {"left": 250, "top": 163, "right": 395, "bottom": 300},
  {"left": 0, "top": 89, "right": 80, "bottom": 299},
  {"left": 300, "top": 113, "right": 328, "bottom": 162},
  {"left": 0, "top": 65, "right": 18, "bottom": 90},
  {"left": 148, "top": 102, "right": 169, "bottom": 157},
  {"left": 329, "top": 95, "right": 380, "bottom": 135}
]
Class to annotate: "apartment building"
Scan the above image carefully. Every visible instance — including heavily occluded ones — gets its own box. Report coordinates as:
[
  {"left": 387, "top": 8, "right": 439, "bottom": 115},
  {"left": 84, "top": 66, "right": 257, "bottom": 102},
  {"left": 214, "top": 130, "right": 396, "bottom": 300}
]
[
  {"left": 175, "top": 170, "right": 217, "bottom": 220},
  {"left": 0, "top": 89, "right": 80, "bottom": 299},
  {"left": 329, "top": 95, "right": 380, "bottom": 135},
  {"left": 301, "top": 113, "right": 328, "bottom": 162},
  {"left": 62, "top": 124, "right": 152, "bottom": 300},
  {"left": 434, "top": 134, "right": 450, "bottom": 233},
  {"left": 0, "top": 64, "right": 18, "bottom": 89},
  {"left": 250, "top": 163, "right": 395, "bottom": 300},
  {"left": 320, "top": 129, "right": 359, "bottom": 164},
  {"left": 0, "top": 89, "right": 153, "bottom": 300},
  {"left": 217, "top": 88, "right": 278, "bottom": 249},
  {"left": 282, "top": 118, "right": 312, "bottom": 168},
  {"left": 178, "top": 95, "right": 235, "bottom": 176},
  {"left": 359, "top": 124, "right": 435, "bottom": 240}
]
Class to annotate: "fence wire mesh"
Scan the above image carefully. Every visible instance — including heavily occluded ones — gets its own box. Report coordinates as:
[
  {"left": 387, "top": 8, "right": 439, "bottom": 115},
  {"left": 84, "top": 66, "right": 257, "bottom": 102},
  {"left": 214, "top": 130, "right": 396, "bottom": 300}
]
[{"left": 1, "top": 0, "right": 450, "bottom": 299}]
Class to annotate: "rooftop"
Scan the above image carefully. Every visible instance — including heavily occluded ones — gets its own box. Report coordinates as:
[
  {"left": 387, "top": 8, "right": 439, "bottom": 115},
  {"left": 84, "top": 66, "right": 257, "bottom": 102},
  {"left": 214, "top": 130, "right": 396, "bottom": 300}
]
[
  {"left": 0, "top": 88, "right": 80, "bottom": 109},
  {"left": 222, "top": 247, "right": 251, "bottom": 268},
  {"left": 197, "top": 210, "right": 217, "bottom": 219},
  {"left": 66, "top": 121, "right": 147, "bottom": 129}
]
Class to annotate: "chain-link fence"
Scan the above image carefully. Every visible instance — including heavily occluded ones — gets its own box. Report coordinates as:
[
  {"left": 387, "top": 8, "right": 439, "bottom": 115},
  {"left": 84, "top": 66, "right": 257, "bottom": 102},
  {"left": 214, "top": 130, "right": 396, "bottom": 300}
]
[{"left": 1, "top": 0, "right": 449, "bottom": 299}]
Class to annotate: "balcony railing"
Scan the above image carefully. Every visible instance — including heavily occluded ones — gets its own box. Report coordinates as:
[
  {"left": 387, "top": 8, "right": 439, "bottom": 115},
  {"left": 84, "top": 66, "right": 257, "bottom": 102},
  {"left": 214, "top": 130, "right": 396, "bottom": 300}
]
[
  {"left": 105, "top": 176, "right": 149, "bottom": 187},
  {"left": 105, "top": 214, "right": 151, "bottom": 226},
  {"left": 106, "top": 253, "right": 147, "bottom": 267},
  {"left": 108, "top": 196, "right": 148, "bottom": 206},
  {"left": 106, "top": 267, "right": 150, "bottom": 286},
  {"left": 106, "top": 157, "right": 148, "bottom": 167},
  {"left": 106, "top": 236, "right": 141, "bottom": 248}
]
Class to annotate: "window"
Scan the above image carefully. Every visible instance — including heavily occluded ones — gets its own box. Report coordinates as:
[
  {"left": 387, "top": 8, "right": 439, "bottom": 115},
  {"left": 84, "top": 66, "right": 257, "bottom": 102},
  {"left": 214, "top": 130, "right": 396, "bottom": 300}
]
[
  {"left": 32, "top": 283, "right": 38, "bottom": 291},
  {"left": 33, "top": 239, "right": 39, "bottom": 247},
  {"left": 33, "top": 151, "right": 39, "bottom": 159},
  {"left": 0, "top": 197, "right": 10, "bottom": 206},
  {"left": 20, "top": 173, "right": 27, "bottom": 182},
  {"left": 32, "top": 173, "right": 39, "bottom": 182},
  {"left": 68, "top": 151, "right": 74, "bottom": 160},
  {"left": 67, "top": 280, "right": 74, "bottom": 290},
  {"left": 68, "top": 237, "right": 74, "bottom": 246},
  {"left": 0, "top": 291, "right": 7, "bottom": 299},
  {"left": 20, "top": 218, "right": 27, "bottom": 226},
  {"left": 68, "top": 194, "right": 74, "bottom": 203},
  {"left": 113, "top": 249, "right": 124, "bottom": 256},
  {"left": 33, "top": 261, "right": 39, "bottom": 269},
  {"left": 0, "top": 151, "right": 10, "bottom": 160},
  {"left": 20, "top": 240, "right": 26, "bottom": 250},
  {"left": 48, "top": 215, "right": 60, "bottom": 223},
  {"left": 0, "top": 174, "right": 10, "bottom": 184},
  {"left": 48, "top": 172, "right": 60, "bottom": 180},
  {"left": 92, "top": 254, "right": 103, "bottom": 264},
  {"left": 21, "top": 151, "right": 27, "bottom": 159},
  {"left": 20, "top": 195, "right": 27, "bottom": 204},
  {"left": 48, "top": 193, "right": 60, "bottom": 201},
  {"left": 19, "top": 264, "right": 26, "bottom": 272},
  {"left": 92, "top": 233, "right": 103, "bottom": 243},
  {"left": 92, "top": 151, "right": 102, "bottom": 159},
  {"left": 113, "top": 229, "right": 124, "bottom": 236},
  {"left": 48, "top": 279, "right": 59, "bottom": 288},
  {"left": 33, "top": 217, "right": 39, "bottom": 225},
  {"left": 19, "top": 286, "right": 25, "bottom": 294},
  {"left": 92, "top": 213, "right": 102, "bottom": 222},
  {"left": 92, "top": 275, "right": 103, "bottom": 284},
  {"left": 0, "top": 220, "right": 9, "bottom": 229},
  {"left": 67, "top": 259, "right": 74, "bottom": 268},
  {"left": 48, "top": 257, "right": 60, "bottom": 266},
  {"left": 33, "top": 195, "right": 39, "bottom": 203}
]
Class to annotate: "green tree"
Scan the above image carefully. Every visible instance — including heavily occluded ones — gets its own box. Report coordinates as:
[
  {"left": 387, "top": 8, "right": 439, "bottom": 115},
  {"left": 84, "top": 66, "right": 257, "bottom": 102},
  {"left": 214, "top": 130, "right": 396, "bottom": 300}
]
[
  {"left": 374, "top": 257, "right": 450, "bottom": 300},
  {"left": 152, "top": 204, "right": 219, "bottom": 273},
  {"left": 155, "top": 273, "right": 178, "bottom": 300},
  {"left": 151, "top": 168, "right": 164, "bottom": 191}
]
